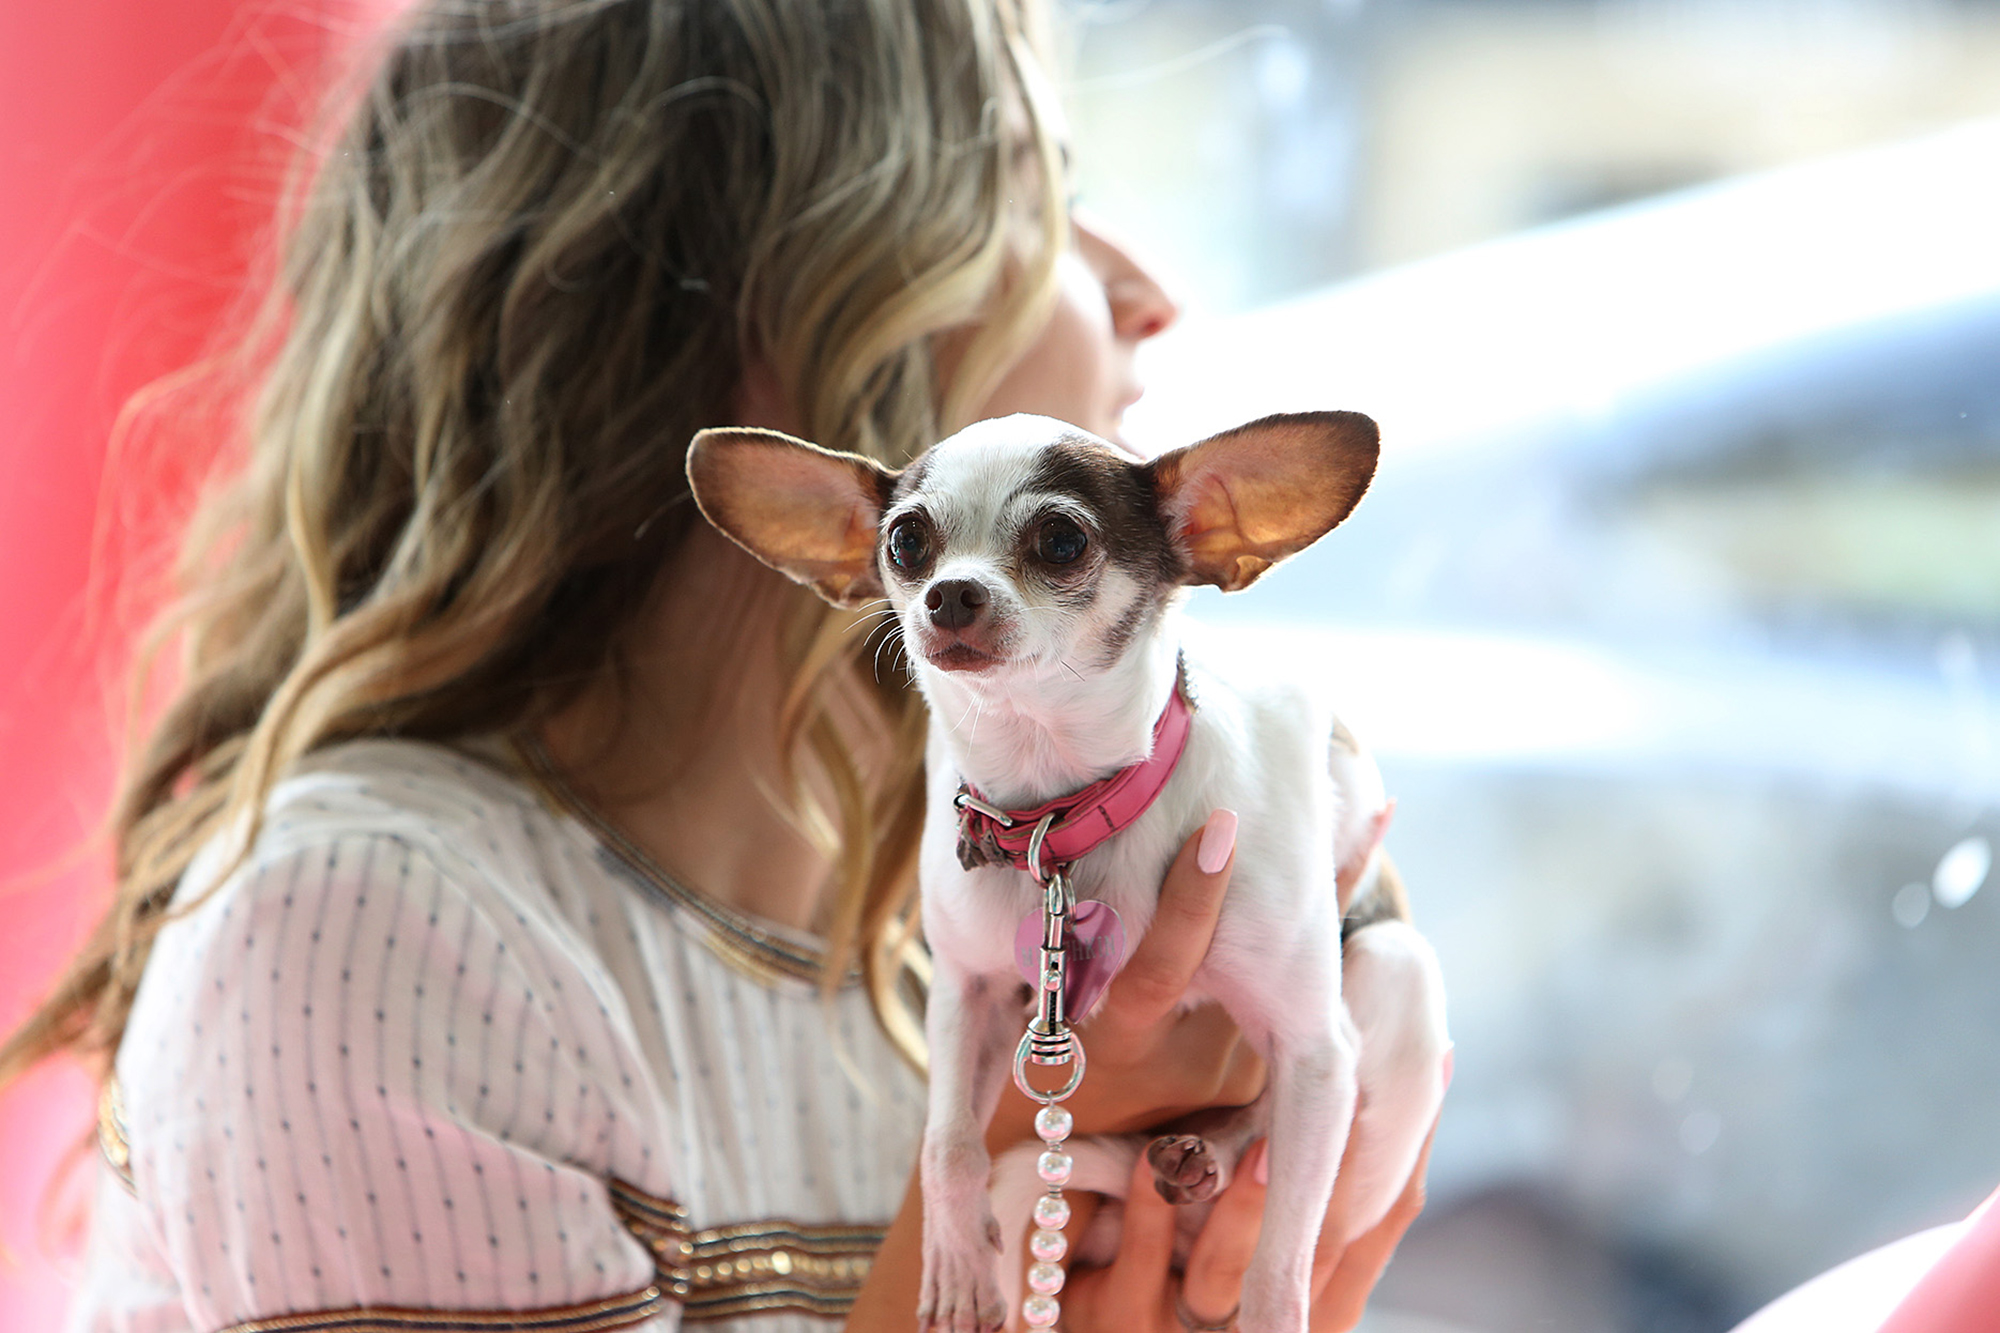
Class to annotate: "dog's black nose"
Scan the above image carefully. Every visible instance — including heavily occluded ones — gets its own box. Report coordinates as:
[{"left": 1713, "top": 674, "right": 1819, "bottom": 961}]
[{"left": 925, "top": 579, "right": 989, "bottom": 630}]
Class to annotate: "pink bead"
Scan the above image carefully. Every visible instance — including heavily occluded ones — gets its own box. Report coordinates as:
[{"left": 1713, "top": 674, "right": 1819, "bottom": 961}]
[
  {"left": 1029, "top": 1228, "right": 1068, "bottom": 1263},
  {"left": 1027, "top": 1261, "right": 1066, "bottom": 1295},
  {"left": 1022, "top": 1294, "right": 1060, "bottom": 1328},
  {"left": 1032, "top": 1193, "right": 1071, "bottom": 1229},
  {"left": 1036, "top": 1150, "right": 1073, "bottom": 1185}
]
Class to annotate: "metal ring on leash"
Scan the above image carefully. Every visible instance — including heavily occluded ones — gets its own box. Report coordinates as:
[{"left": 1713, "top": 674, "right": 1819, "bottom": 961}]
[
  {"left": 1012, "top": 1028, "right": 1086, "bottom": 1104},
  {"left": 1026, "top": 812, "right": 1058, "bottom": 885}
]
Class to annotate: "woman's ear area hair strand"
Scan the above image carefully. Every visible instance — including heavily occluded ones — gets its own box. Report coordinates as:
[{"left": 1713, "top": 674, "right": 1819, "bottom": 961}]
[
  {"left": 686, "top": 428, "right": 900, "bottom": 607},
  {"left": 1148, "top": 410, "right": 1380, "bottom": 593}
]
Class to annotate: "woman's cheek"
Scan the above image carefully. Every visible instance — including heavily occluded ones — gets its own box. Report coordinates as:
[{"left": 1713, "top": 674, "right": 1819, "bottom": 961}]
[{"left": 976, "top": 254, "right": 1118, "bottom": 434}]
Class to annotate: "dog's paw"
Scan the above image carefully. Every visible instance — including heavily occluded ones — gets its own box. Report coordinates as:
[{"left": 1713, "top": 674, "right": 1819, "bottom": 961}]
[
  {"left": 1147, "top": 1133, "right": 1223, "bottom": 1204},
  {"left": 917, "top": 1228, "right": 1006, "bottom": 1333}
]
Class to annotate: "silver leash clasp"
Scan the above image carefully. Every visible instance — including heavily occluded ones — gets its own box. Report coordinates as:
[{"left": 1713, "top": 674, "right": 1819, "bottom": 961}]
[
  {"left": 1013, "top": 1025, "right": 1085, "bottom": 1103},
  {"left": 1012, "top": 848, "right": 1085, "bottom": 1103}
]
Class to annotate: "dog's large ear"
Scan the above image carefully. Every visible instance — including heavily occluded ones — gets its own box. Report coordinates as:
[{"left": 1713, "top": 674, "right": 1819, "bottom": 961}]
[
  {"left": 1148, "top": 411, "right": 1379, "bottom": 593},
  {"left": 686, "top": 428, "right": 899, "bottom": 607}
]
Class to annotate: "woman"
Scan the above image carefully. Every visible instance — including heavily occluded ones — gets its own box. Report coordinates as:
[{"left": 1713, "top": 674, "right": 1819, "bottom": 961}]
[{"left": 3, "top": 1, "right": 1433, "bottom": 1329}]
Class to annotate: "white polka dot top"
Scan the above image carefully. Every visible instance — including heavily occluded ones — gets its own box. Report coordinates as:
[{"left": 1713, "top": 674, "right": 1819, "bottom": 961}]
[{"left": 67, "top": 739, "right": 927, "bottom": 1333}]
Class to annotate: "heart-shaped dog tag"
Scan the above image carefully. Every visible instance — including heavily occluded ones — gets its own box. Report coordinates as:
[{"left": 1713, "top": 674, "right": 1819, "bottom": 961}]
[{"left": 1014, "top": 900, "right": 1128, "bottom": 1023}]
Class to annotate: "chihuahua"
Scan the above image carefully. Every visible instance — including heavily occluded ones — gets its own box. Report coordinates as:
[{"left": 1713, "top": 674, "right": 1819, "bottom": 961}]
[{"left": 686, "top": 411, "right": 1448, "bottom": 1333}]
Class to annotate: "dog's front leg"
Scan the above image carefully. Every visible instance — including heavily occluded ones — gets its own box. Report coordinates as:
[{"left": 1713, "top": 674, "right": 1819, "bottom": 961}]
[
  {"left": 919, "top": 962, "right": 1015, "bottom": 1333},
  {"left": 1234, "top": 968, "right": 1358, "bottom": 1333}
]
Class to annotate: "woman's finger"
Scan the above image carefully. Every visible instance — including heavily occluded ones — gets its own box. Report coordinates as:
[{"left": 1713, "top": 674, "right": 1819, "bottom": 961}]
[
  {"left": 1059, "top": 1152, "right": 1177, "bottom": 1331},
  {"left": 1112, "top": 1150, "right": 1180, "bottom": 1296},
  {"left": 1310, "top": 1121, "right": 1436, "bottom": 1332},
  {"left": 1102, "top": 809, "right": 1237, "bottom": 1031},
  {"left": 1310, "top": 1050, "right": 1451, "bottom": 1300},
  {"left": 1181, "top": 1138, "right": 1269, "bottom": 1327},
  {"left": 1306, "top": 1092, "right": 1385, "bottom": 1291}
]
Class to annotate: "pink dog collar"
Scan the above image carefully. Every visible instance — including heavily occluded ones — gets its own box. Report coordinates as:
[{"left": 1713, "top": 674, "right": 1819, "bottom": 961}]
[{"left": 954, "top": 670, "right": 1195, "bottom": 878}]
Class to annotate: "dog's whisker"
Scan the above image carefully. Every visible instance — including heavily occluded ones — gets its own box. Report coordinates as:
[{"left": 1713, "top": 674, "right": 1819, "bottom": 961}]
[
  {"left": 951, "top": 691, "right": 982, "bottom": 737},
  {"left": 844, "top": 606, "right": 899, "bottom": 636},
  {"left": 871, "top": 626, "right": 903, "bottom": 684},
  {"left": 854, "top": 609, "right": 908, "bottom": 682}
]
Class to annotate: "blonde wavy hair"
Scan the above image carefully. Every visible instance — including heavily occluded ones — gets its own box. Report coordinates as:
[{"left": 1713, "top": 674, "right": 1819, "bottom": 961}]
[{"left": 2, "top": 0, "right": 1066, "bottom": 1086}]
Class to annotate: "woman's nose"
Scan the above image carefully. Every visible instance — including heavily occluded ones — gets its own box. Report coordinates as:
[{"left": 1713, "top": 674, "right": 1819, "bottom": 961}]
[
  {"left": 1077, "top": 215, "right": 1181, "bottom": 343},
  {"left": 1109, "top": 262, "right": 1180, "bottom": 342}
]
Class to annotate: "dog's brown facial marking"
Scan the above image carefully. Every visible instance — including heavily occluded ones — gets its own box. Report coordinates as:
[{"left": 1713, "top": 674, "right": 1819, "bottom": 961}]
[
  {"left": 1015, "top": 437, "right": 1185, "bottom": 668},
  {"left": 1021, "top": 439, "right": 1183, "bottom": 586}
]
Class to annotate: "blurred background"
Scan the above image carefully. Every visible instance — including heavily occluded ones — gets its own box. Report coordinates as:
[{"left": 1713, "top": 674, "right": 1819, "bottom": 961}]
[
  {"left": 4, "top": 1, "right": 1997, "bottom": 1330},
  {"left": 1066, "top": 0, "right": 2000, "bottom": 1329}
]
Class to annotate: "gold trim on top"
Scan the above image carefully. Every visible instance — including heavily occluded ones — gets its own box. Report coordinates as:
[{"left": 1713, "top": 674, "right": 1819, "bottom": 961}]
[
  {"left": 509, "top": 737, "right": 855, "bottom": 990},
  {"left": 98, "top": 1075, "right": 135, "bottom": 1196},
  {"left": 212, "top": 1284, "right": 665, "bottom": 1333},
  {"left": 109, "top": 1066, "right": 877, "bottom": 1325},
  {"left": 608, "top": 1177, "right": 884, "bottom": 1322}
]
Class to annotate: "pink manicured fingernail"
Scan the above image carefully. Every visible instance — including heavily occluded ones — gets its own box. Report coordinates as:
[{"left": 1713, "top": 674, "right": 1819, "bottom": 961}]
[
  {"left": 1197, "top": 808, "right": 1238, "bottom": 875},
  {"left": 1442, "top": 1046, "right": 1455, "bottom": 1093},
  {"left": 1254, "top": 1139, "right": 1270, "bottom": 1186}
]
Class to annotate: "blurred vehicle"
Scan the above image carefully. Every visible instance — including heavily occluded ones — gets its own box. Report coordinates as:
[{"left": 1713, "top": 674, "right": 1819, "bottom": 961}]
[{"left": 1126, "top": 118, "right": 2000, "bottom": 1332}]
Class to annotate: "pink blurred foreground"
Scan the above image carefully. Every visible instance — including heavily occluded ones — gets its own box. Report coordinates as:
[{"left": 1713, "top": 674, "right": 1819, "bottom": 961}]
[{"left": 0, "top": 3, "right": 393, "bottom": 1327}]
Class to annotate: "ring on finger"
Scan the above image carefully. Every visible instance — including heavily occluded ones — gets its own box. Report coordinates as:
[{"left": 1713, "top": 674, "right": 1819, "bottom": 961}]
[{"left": 1174, "top": 1278, "right": 1238, "bottom": 1332}]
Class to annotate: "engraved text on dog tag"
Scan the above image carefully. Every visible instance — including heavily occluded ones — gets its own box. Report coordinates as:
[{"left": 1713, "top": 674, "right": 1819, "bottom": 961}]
[{"left": 1014, "top": 900, "right": 1127, "bottom": 1022}]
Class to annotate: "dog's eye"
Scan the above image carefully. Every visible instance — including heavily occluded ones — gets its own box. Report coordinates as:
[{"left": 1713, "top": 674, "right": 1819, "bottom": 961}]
[
  {"left": 887, "top": 518, "right": 932, "bottom": 571},
  {"left": 1036, "top": 516, "right": 1088, "bottom": 566}
]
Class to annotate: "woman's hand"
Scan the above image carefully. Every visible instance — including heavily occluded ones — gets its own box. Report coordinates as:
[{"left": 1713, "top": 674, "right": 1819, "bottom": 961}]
[
  {"left": 858, "top": 1087, "right": 1440, "bottom": 1333},
  {"left": 980, "top": 810, "right": 1446, "bottom": 1331},
  {"left": 985, "top": 809, "right": 1265, "bottom": 1154},
  {"left": 1058, "top": 1113, "right": 1439, "bottom": 1333}
]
